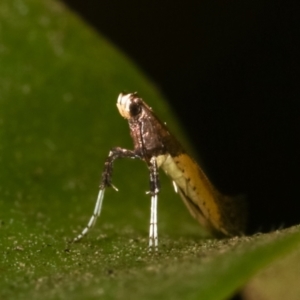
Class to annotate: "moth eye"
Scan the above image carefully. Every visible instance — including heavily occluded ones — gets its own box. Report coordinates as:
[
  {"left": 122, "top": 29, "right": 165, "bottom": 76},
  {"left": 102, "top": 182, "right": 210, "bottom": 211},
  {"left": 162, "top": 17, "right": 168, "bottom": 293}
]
[{"left": 129, "top": 102, "right": 142, "bottom": 117}]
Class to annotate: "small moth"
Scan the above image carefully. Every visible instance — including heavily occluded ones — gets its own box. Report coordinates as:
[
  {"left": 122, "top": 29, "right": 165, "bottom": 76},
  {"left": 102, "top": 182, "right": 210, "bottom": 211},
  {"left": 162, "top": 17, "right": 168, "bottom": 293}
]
[{"left": 73, "top": 92, "right": 246, "bottom": 249}]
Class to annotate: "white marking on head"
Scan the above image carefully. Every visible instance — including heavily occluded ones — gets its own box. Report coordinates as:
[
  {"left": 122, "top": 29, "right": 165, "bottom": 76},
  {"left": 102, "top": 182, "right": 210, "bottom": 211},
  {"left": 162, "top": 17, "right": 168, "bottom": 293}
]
[{"left": 116, "top": 93, "right": 133, "bottom": 119}]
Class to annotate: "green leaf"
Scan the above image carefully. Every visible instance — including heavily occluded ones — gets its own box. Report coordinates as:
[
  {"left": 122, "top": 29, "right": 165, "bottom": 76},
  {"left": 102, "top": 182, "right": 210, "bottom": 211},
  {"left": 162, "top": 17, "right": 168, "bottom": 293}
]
[{"left": 1, "top": 1, "right": 299, "bottom": 299}]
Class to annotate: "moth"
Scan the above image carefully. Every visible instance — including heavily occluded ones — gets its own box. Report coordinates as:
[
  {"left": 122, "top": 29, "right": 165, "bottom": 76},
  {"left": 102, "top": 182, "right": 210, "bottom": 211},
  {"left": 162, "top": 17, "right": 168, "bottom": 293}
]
[{"left": 73, "top": 92, "right": 246, "bottom": 249}]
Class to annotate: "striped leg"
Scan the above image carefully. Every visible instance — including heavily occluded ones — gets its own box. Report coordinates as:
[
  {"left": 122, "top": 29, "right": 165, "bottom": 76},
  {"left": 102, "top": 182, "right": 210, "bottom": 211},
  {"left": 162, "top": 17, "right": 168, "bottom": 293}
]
[
  {"left": 148, "top": 157, "right": 160, "bottom": 250},
  {"left": 73, "top": 147, "right": 138, "bottom": 242},
  {"left": 73, "top": 188, "right": 105, "bottom": 242},
  {"left": 149, "top": 194, "right": 158, "bottom": 249}
]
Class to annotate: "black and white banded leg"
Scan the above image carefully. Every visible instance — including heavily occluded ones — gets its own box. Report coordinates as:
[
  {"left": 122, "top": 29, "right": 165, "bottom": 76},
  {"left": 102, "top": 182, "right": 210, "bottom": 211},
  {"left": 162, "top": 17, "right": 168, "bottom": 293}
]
[
  {"left": 147, "top": 156, "right": 160, "bottom": 250},
  {"left": 73, "top": 147, "right": 138, "bottom": 242}
]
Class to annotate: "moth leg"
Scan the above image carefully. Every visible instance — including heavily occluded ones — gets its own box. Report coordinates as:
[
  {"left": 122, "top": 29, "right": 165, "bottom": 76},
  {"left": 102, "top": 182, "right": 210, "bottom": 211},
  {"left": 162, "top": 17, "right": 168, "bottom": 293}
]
[
  {"left": 73, "top": 188, "right": 105, "bottom": 242},
  {"left": 148, "top": 156, "right": 160, "bottom": 250},
  {"left": 73, "top": 147, "right": 139, "bottom": 242}
]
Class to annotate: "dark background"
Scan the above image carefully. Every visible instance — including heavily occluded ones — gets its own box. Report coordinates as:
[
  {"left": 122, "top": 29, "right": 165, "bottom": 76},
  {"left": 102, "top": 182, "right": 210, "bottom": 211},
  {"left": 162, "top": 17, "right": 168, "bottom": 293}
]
[{"left": 61, "top": 0, "right": 299, "bottom": 234}]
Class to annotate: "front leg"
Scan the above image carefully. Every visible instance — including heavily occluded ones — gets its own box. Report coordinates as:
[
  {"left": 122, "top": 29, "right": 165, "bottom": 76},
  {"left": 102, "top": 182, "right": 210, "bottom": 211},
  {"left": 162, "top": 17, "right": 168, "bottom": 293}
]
[
  {"left": 147, "top": 156, "right": 160, "bottom": 250},
  {"left": 100, "top": 147, "right": 139, "bottom": 189},
  {"left": 73, "top": 147, "right": 139, "bottom": 242}
]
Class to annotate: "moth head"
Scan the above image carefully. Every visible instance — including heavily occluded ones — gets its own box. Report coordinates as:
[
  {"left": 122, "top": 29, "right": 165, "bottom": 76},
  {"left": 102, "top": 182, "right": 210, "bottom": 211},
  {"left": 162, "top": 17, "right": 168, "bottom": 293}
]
[{"left": 117, "top": 92, "right": 144, "bottom": 120}]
